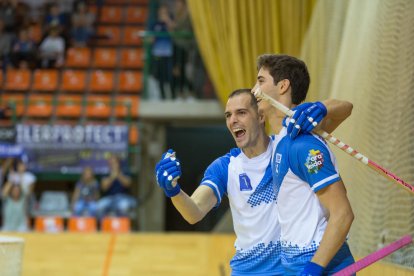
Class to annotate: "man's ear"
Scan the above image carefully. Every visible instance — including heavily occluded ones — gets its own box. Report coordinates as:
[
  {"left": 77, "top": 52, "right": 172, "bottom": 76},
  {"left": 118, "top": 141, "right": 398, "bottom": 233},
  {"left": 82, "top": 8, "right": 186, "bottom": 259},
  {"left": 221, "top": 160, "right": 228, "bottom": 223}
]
[
  {"left": 279, "top": 79, "right": 291, "bottom": 95},
  {"left": 258, "top": 109, "right": 266, "bottom": 123}
]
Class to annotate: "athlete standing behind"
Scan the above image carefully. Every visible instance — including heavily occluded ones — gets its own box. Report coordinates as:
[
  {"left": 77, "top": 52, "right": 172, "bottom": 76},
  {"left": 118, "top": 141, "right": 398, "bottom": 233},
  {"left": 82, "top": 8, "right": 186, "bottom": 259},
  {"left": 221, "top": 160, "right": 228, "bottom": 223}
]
[
  {"left": 254, "top": 54, "right": 355, "bottom": 275},
  {"left": 155, "top": 87, "right": 352, "bottom": 275}
]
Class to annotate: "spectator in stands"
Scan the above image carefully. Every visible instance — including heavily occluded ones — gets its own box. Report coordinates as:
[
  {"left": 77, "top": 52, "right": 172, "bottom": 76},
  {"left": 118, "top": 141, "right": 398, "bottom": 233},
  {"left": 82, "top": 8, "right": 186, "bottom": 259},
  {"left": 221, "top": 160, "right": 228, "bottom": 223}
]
[
  {"left": 0, "top": 158, "right": 13, "bottom": 190},
  {"left": 0, "top": 0, "right": 17, "bottom": 33},
  {"left": 10, "top": 27, "right": 37, "bottom": 69},
  {"left": 0, "top": 19, "right": 14, "bottom": 70},
  {"left": 71, "top": 166, "right": 100, "bottom": 217},
  {"left": 150, "top": 4, "right": 174, "bottom": 99},
  {"left": 44, "top": 3, "right": 66, "bottom": 35},
  {"left": 167, "top": 0, "right": 195, "bottom": 100},
  {"left": 1, "top": 181, "right": 29, "bottom": 232},
  {"left": 97, "top": 156, "right": 137, "bottom": 218},
  {"left": 71, "top": 1, "right": 95, "bottom": 47},
  {"left": 38, "top": 27, "right": 65, "bottom": 68},
  {"left": 6, "top": 158, "right": 36, "bottom": 211}
]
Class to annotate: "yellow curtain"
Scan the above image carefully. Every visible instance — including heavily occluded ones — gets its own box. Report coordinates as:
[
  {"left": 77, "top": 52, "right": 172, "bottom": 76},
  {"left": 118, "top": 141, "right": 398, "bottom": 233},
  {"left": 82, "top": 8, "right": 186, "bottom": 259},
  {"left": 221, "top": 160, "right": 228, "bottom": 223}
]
[
  {"left": 187, "top": 0, "right": 316, "bottom": 105},
  {"left": 302, "top": 0, "right": 414, "bottom": 267}
]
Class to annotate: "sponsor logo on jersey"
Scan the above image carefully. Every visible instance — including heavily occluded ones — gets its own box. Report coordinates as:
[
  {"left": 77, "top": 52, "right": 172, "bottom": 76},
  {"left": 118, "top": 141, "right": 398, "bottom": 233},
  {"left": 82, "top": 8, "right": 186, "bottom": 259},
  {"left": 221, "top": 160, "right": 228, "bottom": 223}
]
[
  {"left": 239, "top": 173, "right": 253, "bottom": 191},
  {"left": 305, "top": 149, "right": 324, "bottom": 174}
]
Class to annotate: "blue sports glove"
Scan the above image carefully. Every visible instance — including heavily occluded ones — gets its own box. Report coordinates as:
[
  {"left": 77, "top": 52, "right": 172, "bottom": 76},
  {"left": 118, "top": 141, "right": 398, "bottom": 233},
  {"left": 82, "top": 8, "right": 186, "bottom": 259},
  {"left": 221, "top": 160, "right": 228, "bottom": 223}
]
[
  {"left": 155, "top": 149, "right": 182, "bottom": 197},
  {"left": 283, "top": 101, "right": 327, "bottom": 139},
  {"left": 301, "top": 261, "right": 324, "bottom": 276}
]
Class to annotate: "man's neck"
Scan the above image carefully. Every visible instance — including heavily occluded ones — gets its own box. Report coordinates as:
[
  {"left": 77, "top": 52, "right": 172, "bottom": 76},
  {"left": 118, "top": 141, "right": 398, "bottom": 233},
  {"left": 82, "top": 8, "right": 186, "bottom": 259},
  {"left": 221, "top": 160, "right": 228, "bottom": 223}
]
[{"left": 242, "top": 134, "right": 270, "bottom": 159}]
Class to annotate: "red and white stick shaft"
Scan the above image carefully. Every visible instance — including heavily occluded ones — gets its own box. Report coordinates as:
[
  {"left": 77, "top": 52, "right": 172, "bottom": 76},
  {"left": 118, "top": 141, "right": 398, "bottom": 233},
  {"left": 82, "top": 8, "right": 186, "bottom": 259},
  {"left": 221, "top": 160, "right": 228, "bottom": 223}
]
[
  {"left": 255, "top": 90, "right": 414, "bottom": 194},
  {"left": 333, "top": 235, "right": 412, "bottom": 275}
]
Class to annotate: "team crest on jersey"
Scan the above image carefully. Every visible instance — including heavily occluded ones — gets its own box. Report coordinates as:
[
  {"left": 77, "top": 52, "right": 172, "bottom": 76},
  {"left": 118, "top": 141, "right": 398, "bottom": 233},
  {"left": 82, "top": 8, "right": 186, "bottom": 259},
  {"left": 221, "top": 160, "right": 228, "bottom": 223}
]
[
  {"left": 239, "top": 173, "right": 253, "bottom": 191},
  {"left": 305, "top": 149, "right": 324, "bottom": 174}
]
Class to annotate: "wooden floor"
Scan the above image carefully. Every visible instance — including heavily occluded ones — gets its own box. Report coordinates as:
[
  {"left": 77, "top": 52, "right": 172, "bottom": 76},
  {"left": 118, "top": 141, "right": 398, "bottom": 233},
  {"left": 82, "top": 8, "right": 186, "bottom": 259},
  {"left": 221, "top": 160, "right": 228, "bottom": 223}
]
[{"left": 1, "top": 233, "right": 413, "bottom": 276}]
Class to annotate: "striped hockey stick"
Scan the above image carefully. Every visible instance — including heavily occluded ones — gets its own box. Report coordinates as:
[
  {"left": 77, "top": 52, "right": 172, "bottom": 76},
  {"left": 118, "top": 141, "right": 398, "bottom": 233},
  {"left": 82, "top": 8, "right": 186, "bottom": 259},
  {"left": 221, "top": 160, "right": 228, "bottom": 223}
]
[
  {"left": 253, "top": 89, "right": 414, "bottom": 194},
  {"left": 333, "top": 235, "right": 412, "bottom": 275}
]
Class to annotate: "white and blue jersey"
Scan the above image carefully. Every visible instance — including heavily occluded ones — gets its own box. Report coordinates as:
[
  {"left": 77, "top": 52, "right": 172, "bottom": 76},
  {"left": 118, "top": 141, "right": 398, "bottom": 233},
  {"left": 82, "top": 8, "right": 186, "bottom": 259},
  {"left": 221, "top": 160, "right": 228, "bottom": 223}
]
[
  {"left": 201, "top": 138, "right": 284, "bottom": 276},
  {"left": 272, "top": 128, "right": 354, "bottom": 275}
]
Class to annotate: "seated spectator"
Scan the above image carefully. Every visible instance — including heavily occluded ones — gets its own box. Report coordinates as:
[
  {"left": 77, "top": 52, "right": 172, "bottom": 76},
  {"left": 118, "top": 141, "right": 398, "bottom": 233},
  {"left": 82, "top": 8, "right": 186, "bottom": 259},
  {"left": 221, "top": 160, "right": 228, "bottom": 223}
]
[
  {"left": 0, "top": 0, "right": 17, "bottom": 33},
  {"left": 0, "top": 19, "right": 14, "bottom": 70},
  {"left": 97, "top": 156, "right": 137, "bottom": 218},
  {"left": 1, "top": 182, "right": 29, "bottom": 232},
  {"left": 71, "top": 166, "right": 100, "bottom": 217},
  {"left": 44, "top": 3, "right": 66, "bottom": 35},
  {"left": 71, "top": 1, "right": 95, "bottom": 47},
  {"left": 38, "top": 27, "right": 65, "bottom": 68},
  {"left": 10, "top": 27, "right": 37, "bottom": 69},
  {"left": 7, "top": 158, "right": 36, "bottom": 211}
]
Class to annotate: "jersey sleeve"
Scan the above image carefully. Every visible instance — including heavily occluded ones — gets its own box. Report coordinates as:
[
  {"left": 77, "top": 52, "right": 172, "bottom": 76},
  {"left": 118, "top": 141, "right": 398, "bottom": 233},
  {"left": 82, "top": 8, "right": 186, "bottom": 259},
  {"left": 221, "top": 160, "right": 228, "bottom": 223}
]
[
  {"left": 289, "top": 135, "right": 341, "bottom": 193},
  {"left": 200, "top": 156, "right": 229, "bottom": 207}
]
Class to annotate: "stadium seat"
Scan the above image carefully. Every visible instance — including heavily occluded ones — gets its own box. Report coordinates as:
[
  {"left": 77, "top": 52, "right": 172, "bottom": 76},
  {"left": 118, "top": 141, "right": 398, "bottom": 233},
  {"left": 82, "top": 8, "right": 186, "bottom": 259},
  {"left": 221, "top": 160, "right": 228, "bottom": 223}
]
[
  {"left": 100, "top": 6, "right": 123, "bottom": 24},
  {"left": 1, "top": 93, "right": 25, "bottom": 117},
  {"left": 126, "top": 6, "right": 148, "bottom": 24},
  {"left": 34, "top": 216, "right": 64, "bottom": 233},
  {"left": 56, "top": 95, "right": 83, "bottom": 118},
  {"left": 68, "top": 217, "right": 97, "bottom": 233},
  {"left": 65, "top": 48, "right": 91, "bottom": 68},
  {"left": 96, "top": 26, "right": 122, "bottom": 46},
  {"left": 90, "top": 70, "right": 115, "bottom": 92},
  {"left": 122, "top": 26, "right": 143, "bottom": 46},
  {"left": 129, "top": 125, "right": 139, "bottom": 144},
  {"left": 61, "top": 70, "right": 87, "bottom": 92},
  {"left": 33, "top": 191, "right": 72, "bottom": 217},
  {"left": 32, "top": 69, "right": 59, "bottom": 91},
  {"left": 85, "top": 95, "right": 112, "bottom": 118},
  {"left": 119, "top": 48, "right": 143, "bottom": 68},
  {"left": 93, "top": 48, "right": 118, "bottom": 68},
  {"left": 118, "top": 71, "right": 143, "bottom": 93},
  {"left": 114, "top": 95, "right": 139, "bottom": 118},
  {"left": 101, "top": 217, "right": 130, "bottom": 233},
  {"left": 4, "top": 69, "right": 31, "bottom": 91},
  {"left": 28, "top": 23, "right": 42, "bottom": 43},
  {"left": 26, "top": 94, "right": 53, "bottom": 117}
]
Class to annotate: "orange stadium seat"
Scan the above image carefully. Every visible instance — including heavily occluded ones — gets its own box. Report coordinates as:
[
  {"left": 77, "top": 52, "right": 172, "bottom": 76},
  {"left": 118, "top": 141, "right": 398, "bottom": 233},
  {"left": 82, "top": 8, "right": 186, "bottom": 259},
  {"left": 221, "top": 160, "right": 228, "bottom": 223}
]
[
  {"left": 61, "top": 70, "right": 87, "bottom": 92},
  {"left": 129, "top": 125, "right": 139, "bottom": 144},
  {"left": 100, "top": 6, "right": 123, "bottom": 24},
  {"left": 97, "top": 26, "right": 122, "bottom": 46},
  {"left": 32, "top": 69, "right": 59, "bottom": 91},
  {"left": 26, "top": 94, "right": 53, "bottom": 117},
  {"left": 114, "top": 95, "right": 139, "bottom": 118},
  {"left": 1, "top": 93, "right": 25, "bottom": 117},
  {"left": 4, "top": 69, "right": 31, "bottom": 91},
  {"left": 68, "top": 217, "right": 97, "bottom": 232},
  {"left": 90, "top": 70, "right": 115, "bottom": 92},
  {"left": 56, "top": 95, "right": 83, "bottom": 118},
  {"left": 120, "top": 48, "right": 143, "bottom": 68},
  {"left": 65, "top": 48, "right": 91, "bottom": 68},
  {"left": 126, "top": 6, "right": 148, "bottom": 24},
  {"left": 118, "top": 71, "right": 143, "bottom": 93},
  {"left": 101, "top": 217, "right": 130, "bottom": 233},
  {"left": 28, "top": 23, "right": 42, "bottom": 43},
  {"left": 122, "top": 26, "right": 143, "bottom": 46},
  {"left": 85, "top": 95, "right": 112, "bottom": 118},
  {"left": 35, "top": 216, "right": 64, "bottom": 233},
  {"left": 93, "top": 48, "right": 118, "bottom": 68}
]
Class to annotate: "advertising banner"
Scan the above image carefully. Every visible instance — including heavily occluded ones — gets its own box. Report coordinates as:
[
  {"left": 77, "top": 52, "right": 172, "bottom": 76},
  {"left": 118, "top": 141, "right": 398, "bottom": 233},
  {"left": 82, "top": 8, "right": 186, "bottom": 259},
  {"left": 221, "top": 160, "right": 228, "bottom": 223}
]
[{"left": 16, "top": 124, "right": 129, "bottom": 174}]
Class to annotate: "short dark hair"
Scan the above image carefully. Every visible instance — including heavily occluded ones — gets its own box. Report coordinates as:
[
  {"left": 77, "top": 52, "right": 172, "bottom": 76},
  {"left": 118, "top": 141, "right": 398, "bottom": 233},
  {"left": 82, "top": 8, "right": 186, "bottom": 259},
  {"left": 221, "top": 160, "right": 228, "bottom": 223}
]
[
  {"left": 257, "top": 54, "right": 310, "bottom": 104},
  {"left": 228, "top": 89, "right": 258, "bottom": 110}
]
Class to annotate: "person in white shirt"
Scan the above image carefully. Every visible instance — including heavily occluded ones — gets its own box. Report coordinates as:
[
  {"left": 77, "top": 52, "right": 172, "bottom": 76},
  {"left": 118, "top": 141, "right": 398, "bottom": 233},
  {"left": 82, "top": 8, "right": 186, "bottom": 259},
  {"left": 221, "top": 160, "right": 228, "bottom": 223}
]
[
  {"left": 39, "top": 27, "right": 65, "bottom": 68},
  {"left": 154, "top": 87, "right": 352, "bottom": 275}
]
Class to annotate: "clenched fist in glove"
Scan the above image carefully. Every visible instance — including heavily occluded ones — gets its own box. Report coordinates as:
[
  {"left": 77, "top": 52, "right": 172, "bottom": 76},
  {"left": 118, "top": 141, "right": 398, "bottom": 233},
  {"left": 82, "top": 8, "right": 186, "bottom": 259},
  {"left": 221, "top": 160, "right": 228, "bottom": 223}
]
[
  {"left": 283, "top": 101, "right": 327, "bottom": 139},
  {"left": 155, "top": 149, "right": 182, "bottom": 197}
]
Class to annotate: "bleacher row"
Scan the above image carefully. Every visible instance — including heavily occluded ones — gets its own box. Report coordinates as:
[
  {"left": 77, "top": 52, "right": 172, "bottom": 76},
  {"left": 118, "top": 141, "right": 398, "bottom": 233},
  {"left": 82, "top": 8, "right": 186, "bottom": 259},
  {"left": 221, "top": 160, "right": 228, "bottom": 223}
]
[{"left": 35, "top": 216, "right": 131, "bottom": 233}]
